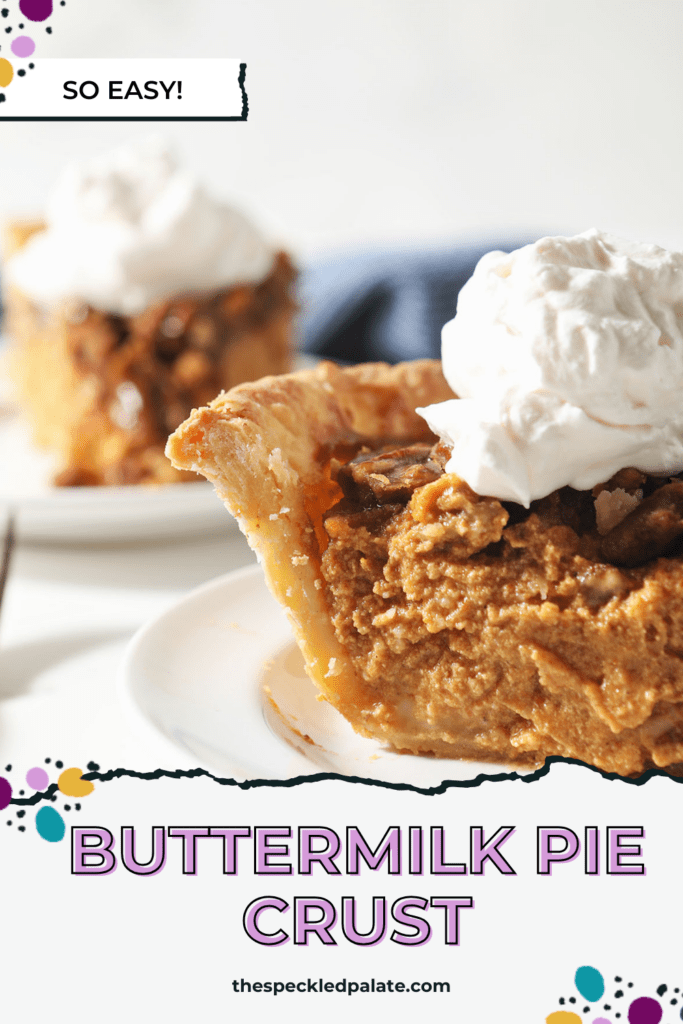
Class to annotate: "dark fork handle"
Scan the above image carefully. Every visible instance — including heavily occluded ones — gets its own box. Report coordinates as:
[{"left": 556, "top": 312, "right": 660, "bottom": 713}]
[{"left": 0, "top": 512, "right": 15, "bottom": 620}]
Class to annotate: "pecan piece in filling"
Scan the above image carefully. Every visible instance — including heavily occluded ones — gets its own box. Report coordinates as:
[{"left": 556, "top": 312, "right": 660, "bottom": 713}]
[
  {"left": 600, "top": 480, "right": 683, "bottom": 567},
  {"left": 336, "top": 442, "right": 444, "bottom": 506}
]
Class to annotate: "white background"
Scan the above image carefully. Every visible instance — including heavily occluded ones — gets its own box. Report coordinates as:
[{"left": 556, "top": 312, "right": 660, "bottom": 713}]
[
  {"left": 1, "top": 0, "right": 683, "bottom": 258},
  {"left": 2, "top": 3, "right": 683, "bottom": 1022}
]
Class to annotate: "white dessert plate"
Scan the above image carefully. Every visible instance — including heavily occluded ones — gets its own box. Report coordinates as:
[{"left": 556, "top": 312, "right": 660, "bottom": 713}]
[
  {"left": 0, "top": 410, "right": 228, "bottom": 543},
  {"left": 0, "top": 347, "right": 228, "bottom": 543},
  {"left": 120, "top": 564, "right": 530, "bottom": 785}
]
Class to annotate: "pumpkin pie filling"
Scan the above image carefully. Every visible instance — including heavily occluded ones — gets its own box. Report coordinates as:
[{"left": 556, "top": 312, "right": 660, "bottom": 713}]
[{"left": 317, "top": 441, "right": 683, "bottom": 774}]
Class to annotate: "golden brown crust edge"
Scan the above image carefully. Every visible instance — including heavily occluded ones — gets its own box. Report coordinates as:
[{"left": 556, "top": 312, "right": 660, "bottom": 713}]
[{"left": 165, "top": 359, "right": 454, "bottom": 726}]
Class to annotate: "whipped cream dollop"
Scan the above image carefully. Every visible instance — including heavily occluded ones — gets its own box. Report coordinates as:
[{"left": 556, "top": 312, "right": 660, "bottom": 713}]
[
  {"left": 6, "top": 139, "right": 275, "bottom": 315},
  {"left": 418, "top": 229, "right": 683, "bottom": 506}
]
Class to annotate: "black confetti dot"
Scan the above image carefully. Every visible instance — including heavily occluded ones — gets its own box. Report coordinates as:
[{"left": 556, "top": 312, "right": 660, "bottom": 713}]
[
  {"left": 18, "top": 21, "right": 23, "bottom": 27},
  {"left": 18, "top": 826, "right": 25, "bottom": 832},
  {"left": 50, "top": 795, "right": 57, "bottom": 802},
  {"left": 45, "top": 758, "right": 51, "bottom": 764},
  {"left": 0, "top": 8, "right": 7, "bottom": 15},
  {"left": 64, "top": 805, "right": 71, "bottom": 812},
  {"left": 616, "top": 991, "right": 624, "bottom": 998},
  {"left": 615, "top": 977, "right": 622, "bottom": 983},
  {"left": 676, "top": 989, "right": 680, "bottom": 994},
  {"left": 16, "top": 810, "right": 25, "bottom": 819},
  {"left": 658, "top": 985, "right": 668, "bottom": 997},
  {"left": 87, "top": 762, "right": 99, "bottom": 772},
  {"left": 6, "top": 820, "right": 11, "bottom": 825},
  {"left": 569, "top": 998, "right": 576, "bottom": 1004},
  {"left": 75, "top": 803, "right": 81, "bottom": 811},
  {"left": 4, "top": 26, "right": 11, "bottom": 32},
  {"left": 28, "top": 62, "right": 33, "bottom": 68},
  {"left": 4, "top": 765, "right": 11, "bottom": 771},
  {"left": 583, "top": 1007, "right": 589, "bottom": 1014},
  {"left": 604, "top": 1006, "right": 611, "bottom": 1011},
  {"left": 0, "top": 93, "right": 5, "bottom": 103},
  {"left": 672, "top": 999, "right": 678, "bottom": 1005},
  {"left": 628, "top": 983, "right": 634, "bottom": 988},
  {"left": 18, "top": 790, "right": 24, "bottom": 796},
  {"left": 616, "top": 1015, "right": 621, "bottom": 1020},
  {"left": 45, "top": 25, "right": 51, "bottom": 32},
  {"left": 17, "top": 68, "right": 25, "bottom": 75},
  {"left": 55, "top": 761, "right": 63, "bottom": 769},
  {"left": 559, "top": 998, "right": 565, "bottom": 1006}
]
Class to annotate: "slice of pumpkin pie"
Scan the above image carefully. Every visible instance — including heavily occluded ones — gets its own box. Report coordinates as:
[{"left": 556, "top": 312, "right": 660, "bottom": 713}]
[
  {"left": 167, "top": 354, "right": 683, "bottom": 776},
  {"left": 168, "top": 230, "right": 683, "bottom": 776}
]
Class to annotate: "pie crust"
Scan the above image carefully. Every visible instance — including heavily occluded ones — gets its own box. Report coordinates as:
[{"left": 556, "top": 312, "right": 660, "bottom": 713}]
[{"left": 166, "top": 359, "right": 454, "bottom": 724}]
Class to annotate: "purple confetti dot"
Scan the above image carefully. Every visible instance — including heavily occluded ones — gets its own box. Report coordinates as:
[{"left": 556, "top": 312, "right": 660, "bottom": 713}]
[
  {"left": 26, "top": 767, "right": 49, "bottom": 790},
  {"left": 593, "top": 1019, "right": 612, "bottom": 1024},
  {"left": 18, "top": 0, "right": 52, "bottom": 20},
  {"left": 628, "top": 997, "right": 662, "bottom": 1024},
  {"left": 0, "top": 777, "right": 12, "bottom": 810},
  {"left": 11, "top": 34, "right": 34, "bottom": 56}
]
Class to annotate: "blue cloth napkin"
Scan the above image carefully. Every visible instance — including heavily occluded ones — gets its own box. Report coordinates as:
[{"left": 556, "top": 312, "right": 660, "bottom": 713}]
[{"left": 298, "top": 240, "right": 536, "bottom": 364}]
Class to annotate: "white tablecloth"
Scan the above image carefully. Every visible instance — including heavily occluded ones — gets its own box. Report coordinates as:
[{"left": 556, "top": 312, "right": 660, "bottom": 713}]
[{"left": 0, "top": 528, "right": 256, "bottom": 771}]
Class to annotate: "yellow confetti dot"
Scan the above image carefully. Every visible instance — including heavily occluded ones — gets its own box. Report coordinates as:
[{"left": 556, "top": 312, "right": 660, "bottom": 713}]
[
  {"left": 0, "top": 58, "right": 14, "bottom": 88},
  {"left": 546, "top": 1014, "right": 583, "bottom": 1024},
  {"left": 58, "top": 767, "right": 95, "bottom": 798}
]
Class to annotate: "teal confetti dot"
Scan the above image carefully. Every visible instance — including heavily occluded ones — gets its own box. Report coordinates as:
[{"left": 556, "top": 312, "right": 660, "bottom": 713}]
[
  {"left": 36, "top": 805, "right": 65, "bottom": 842},
  {"left": 576, "top": 966, "right": 605, "bottom": 1002}
]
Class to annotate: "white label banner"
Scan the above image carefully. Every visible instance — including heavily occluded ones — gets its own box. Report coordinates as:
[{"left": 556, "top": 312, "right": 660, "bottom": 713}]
[
  {"left": 1, "top": 760, "right": 680, "bottom": 1023},
  {"left": 0, "top": 58, "right": 247, "bottom": 119}
]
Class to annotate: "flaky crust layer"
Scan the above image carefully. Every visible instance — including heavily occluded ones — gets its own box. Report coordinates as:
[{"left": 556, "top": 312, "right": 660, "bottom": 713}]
[{"left": 166, "top": 359, "right": 454, "bottom": 728}]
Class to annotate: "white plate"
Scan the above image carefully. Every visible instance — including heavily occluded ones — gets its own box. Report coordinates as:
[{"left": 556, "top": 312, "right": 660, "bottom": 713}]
[
  {"left": 0, "top": 397, "right": 230, "bottom": 544},
  {"left": 120, "top": 564, "right": 530, "bottom": 785}
]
